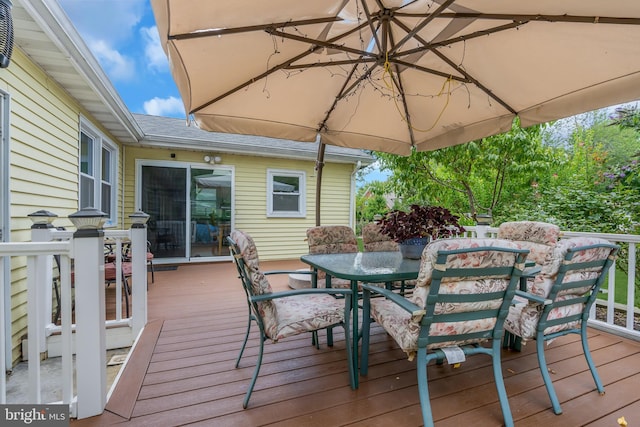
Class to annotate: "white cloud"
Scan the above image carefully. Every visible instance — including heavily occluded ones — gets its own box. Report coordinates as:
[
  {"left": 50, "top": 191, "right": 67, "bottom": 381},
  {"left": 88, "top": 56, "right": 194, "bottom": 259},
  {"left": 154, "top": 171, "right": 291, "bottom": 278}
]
[
  {"left": 143, "top": 96, "right": 185, "bottom": 117},
  {"left": 141, "top": 26, "right": 168, "bottom": 73},
  {"left": 59, "top": 0, "right": 146, "bottom": 44},
  {"left": 88, "top": 40, "right": 136, "bottom": 81}
]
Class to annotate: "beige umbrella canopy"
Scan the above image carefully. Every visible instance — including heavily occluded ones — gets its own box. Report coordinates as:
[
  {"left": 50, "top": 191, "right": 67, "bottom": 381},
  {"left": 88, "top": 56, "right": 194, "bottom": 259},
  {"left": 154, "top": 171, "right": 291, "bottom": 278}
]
[{"left": 151, "top": 0, "right": 640, "bottom": 222}]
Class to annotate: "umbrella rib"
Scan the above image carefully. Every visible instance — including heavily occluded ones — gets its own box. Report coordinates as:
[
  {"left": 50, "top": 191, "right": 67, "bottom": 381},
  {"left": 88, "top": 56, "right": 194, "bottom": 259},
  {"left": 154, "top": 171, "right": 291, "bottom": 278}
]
[
  {"left": 392, "top": 59, "right": 467, "bottom": 82},
  {"left": 392, "top": 17, "right": 517, "bottom": 115},
  {"left": 359, "top": 0, "right": 384, "bottom": 55},
  {"left": 396, "top": 20, "right": 526, "bottom": 58},
  {"left": 169, "top": 17, "right": 342, "bottom": 40},
  {"left": 385, "top": 30, "right": 417, "bottom": 147},
  {"left": 286, "top": 58, "right": 376, "bottom": 70},
  {"left": 390, "top": 0, "right": 456, "bottom": 55},
  {"left": 266, "top": 28, "right": 376, "bottom": 59},
  {"left": 432, "top": 49, "right": 517, "bottom": 114},
  {"left": 190, "top": 21, "right": 371, "bottom": 114},
  {"left": 394, "top": 12, "right": 640, "bottom": 26},
  {"left": 317, "top": 64, "right": 361, "bottom": 133}
]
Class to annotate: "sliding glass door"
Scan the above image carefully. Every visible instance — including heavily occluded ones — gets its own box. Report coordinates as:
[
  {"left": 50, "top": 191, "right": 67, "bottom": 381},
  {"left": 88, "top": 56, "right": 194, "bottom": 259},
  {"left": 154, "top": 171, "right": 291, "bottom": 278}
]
[
  {"left": 140, "top": 163, "right": 233, "bottom": 262},
  {"left": 191, "top": 168, "right": 232, "bottom": 258},
  {"left": 141, "top": 165, "right": 188, "bottom": 259}
]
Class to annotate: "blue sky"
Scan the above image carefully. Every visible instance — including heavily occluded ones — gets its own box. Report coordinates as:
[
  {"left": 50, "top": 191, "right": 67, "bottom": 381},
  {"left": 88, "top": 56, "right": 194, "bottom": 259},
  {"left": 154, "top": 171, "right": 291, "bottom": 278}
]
[{"left": 59, "top": 0, "right": 185, "bottom": 118}]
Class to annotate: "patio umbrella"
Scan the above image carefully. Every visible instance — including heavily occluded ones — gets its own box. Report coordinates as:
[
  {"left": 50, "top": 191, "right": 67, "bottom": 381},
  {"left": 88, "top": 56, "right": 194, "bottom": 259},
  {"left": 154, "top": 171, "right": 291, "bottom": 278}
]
[{"left": 151, "top": 0, "right": 640, "bottom": 223}]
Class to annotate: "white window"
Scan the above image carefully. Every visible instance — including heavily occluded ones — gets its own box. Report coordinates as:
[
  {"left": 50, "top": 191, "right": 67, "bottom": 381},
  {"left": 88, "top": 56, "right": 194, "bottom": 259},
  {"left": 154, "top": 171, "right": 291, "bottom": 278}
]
[
  {"left": 267, "top": 169, "right": 306, "bottom": 217},
  {"left": 79, "top": 119, "right": 117, "bottom": 226}
]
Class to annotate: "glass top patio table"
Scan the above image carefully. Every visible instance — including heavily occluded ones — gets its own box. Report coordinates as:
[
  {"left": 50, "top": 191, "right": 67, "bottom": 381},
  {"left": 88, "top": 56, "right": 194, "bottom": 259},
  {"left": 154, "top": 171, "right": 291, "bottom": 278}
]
[{"left": 300, "top": 251, "right": 421, "bottom": 387}]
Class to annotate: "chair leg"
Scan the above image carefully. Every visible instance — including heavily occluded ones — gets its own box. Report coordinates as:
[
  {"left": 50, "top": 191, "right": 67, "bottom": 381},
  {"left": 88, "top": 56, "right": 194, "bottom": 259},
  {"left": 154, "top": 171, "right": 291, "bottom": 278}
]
[
  {"left": 53, "top": 279, "right": 61, "bottom": 324},
  {"left": 327, "top": 328, "right": 334, "bottom": 347},
  {"left": 491, "top": 340, "right": 514, "bottom": 427},
  {"left": 537, "top": 336, "right": 563, "bottom": 414},
  {"left": 148, "top": 259, "right": 155, "bottom": 283},
  {"left": 581, "top": 323, "right": 605, "bottom": 395},
  {"left": 243, "top": 334, "right": 265, "bottom": 409},
  {"left": 122, "top": 277, "right": 130, "bottom": 318},
  {"left": 343, "top": 293, "right": 356, "bottom": 389},
  {"left": 416, "top": 347, "right": 436, "bottom": 427},
  {"left": 235, "top": 315, "right": 253, "bottom": 368}
]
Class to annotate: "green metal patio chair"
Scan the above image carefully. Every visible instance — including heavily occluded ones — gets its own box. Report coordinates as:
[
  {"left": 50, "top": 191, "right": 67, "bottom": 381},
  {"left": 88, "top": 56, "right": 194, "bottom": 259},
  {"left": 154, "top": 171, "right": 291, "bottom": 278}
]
[
  {"left": 228, "top": 230, "right": 355, "bottom": 408},
  {"left": 503, "top": 237, "right": 619, "bottom": 415},
  {"left": 360, "top": 238, "right": 528, "bottom": 427},
  {"left": 306, "top": 225, "right": 358, "bottom": 289}
]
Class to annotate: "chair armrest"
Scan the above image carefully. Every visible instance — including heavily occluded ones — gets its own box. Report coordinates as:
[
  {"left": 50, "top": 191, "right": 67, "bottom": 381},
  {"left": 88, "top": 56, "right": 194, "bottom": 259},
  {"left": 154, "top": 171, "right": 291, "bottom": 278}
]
[
  {"left": 514, "top": 289, "right": 552, "bottom": 306},
  {"left": 361, "top": 283, "right": 424, "bottom": 317},
  {"left": 251, "top": 287, "right": 351, "bottom": 303},
  {"left": 522, "top": 265, "right": 541, "bottom": 278}
]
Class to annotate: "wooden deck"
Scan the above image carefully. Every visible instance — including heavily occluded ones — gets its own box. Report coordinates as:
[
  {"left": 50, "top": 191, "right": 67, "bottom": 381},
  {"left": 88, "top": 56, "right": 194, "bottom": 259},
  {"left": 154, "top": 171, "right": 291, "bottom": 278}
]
[{"left": 73, "top": 260, "right": 640, "bottom": 426}]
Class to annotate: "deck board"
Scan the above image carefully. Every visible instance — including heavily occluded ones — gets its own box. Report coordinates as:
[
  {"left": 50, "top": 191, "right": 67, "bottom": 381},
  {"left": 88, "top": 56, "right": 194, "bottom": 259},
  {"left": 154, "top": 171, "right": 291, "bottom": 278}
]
[{"left": 72, "top": 260, "right": 640, "bottom": 426}]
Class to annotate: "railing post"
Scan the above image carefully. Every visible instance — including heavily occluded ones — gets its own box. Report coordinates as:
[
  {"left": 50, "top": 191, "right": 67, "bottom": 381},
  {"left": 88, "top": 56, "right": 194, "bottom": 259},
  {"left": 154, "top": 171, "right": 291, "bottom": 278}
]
[
  {"left": 129, "top": 211, "right": 149, "bottom": 337},
  {"left": 69, "top": 208, "right": 107, "bottom": 419},
  {"left": 27, "top": 210, "right": 58, "bottom": 358}
]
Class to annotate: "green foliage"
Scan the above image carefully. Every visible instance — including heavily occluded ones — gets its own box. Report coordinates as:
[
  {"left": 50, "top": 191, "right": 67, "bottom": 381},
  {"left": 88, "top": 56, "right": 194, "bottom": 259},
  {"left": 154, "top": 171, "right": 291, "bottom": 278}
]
[
  {"left": 376, "top": 120, "right": 561, "bottom": 218},
  {"left": 611, "top": 104, "right": 640, "bottom": 133}
]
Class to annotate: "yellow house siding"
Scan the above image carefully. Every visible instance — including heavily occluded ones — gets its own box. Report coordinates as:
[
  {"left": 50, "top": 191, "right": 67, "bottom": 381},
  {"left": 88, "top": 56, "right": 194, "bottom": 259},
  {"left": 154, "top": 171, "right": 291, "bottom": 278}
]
[
  {"left": 122, "top": 146, "right": 356, "bottom": 261},
  {"left": 2, "top": 49, "right": 124, "bottom": 366}
]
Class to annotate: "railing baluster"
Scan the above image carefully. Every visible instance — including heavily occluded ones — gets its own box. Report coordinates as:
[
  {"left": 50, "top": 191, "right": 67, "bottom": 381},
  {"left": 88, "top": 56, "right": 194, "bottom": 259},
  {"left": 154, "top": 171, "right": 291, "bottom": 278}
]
[{"left": 627, "top": 243, "right": 637, "bottom": 330}]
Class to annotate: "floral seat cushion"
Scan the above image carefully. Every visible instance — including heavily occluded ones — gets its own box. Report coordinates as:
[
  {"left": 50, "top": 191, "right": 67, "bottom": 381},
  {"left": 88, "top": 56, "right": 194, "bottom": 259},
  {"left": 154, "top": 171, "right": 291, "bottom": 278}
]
[
  {"left": 272, "top": 294, "right": 345, "bottom": 341},
  {"left": 369, "top": 238, "right": 522, "bottom": 360},
  {"left": 232, "top": 229, "right": 348, "bottom": 342}
]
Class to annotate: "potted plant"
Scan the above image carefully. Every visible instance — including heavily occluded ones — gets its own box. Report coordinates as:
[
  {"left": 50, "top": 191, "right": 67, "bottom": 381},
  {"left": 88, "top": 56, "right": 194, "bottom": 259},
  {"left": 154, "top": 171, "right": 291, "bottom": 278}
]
[{"left": 377, "top": 204, "right": 466, "bottom": 259}]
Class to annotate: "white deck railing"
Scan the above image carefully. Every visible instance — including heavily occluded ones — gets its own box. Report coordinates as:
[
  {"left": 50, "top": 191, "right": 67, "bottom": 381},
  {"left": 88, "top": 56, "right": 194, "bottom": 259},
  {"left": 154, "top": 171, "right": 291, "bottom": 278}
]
[
  {"left": 0, "top": 222, "right": 148, "bottom": 419},
  {"left": 467, "top": 225, "right": 640, "bottom": 341}
]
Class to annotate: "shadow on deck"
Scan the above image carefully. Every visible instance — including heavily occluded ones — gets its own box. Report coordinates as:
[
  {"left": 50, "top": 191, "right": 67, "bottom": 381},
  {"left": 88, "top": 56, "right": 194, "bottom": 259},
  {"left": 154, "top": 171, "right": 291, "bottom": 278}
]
[{"left": 72, "top": 260, "right": 640, "bottom": 426}]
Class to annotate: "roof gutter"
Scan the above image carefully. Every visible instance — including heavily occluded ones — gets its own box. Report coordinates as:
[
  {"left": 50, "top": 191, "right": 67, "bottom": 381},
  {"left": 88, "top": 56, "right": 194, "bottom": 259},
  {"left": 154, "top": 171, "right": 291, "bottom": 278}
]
[{"left": 17, "top": 0, "right": 144, "bottom": 142}]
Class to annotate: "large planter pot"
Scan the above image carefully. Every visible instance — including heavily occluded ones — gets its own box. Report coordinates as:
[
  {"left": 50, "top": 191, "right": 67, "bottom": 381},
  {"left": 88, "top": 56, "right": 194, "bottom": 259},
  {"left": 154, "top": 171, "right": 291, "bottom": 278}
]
[{"left": 399, "top": 237, "right": 429, "bottom": 259}]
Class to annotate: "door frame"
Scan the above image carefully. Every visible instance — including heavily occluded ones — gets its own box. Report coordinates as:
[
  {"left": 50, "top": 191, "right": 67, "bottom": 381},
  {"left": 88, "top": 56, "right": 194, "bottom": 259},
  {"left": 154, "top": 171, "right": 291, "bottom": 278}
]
[{"left": 135, "top": 159, "right": 235, "bottom": 263}]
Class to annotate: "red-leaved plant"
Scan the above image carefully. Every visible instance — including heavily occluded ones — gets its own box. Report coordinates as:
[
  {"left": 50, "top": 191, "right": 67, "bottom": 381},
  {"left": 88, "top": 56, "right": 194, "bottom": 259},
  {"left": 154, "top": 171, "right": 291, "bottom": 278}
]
[{"left": 377, "top": 204, "right": 465, "bottom": 243}]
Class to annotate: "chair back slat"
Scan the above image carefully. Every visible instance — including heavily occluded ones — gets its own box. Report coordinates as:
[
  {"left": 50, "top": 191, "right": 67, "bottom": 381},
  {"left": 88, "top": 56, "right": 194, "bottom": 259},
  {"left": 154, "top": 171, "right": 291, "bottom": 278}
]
[{"left": 415, "top": 239, "right": 528, "bottom": 349}]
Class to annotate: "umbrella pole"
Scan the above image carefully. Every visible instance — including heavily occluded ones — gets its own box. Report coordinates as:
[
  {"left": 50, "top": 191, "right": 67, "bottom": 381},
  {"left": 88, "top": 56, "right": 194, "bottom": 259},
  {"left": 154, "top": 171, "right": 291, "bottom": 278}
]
[{"left": 315, "top": 140, "right": 326, "bottom": 226}]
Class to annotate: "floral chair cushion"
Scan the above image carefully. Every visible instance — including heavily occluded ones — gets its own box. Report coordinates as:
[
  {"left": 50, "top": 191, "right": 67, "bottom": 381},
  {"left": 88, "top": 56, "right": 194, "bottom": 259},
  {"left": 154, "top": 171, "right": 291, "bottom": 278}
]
[
  {"left": 231, "top": 230, "right": 279, "bottom": 338},
  {"left": 370, "top": 238, "right": 523, "bottom": 359},
  {"left": 306, "top": 225, "right": 358, "bottom": 288},
  {"left": 504, "top": 236, "right": 616, "bottom": 342},
  {"left": 362, "top": 222, "right": 399, "bottom": 252},
  {"left": 272, "top": 294, "right": 345, "bottom": 341},
  {"left": 497, "top": 221, "right": 560, "bottom": 267}
]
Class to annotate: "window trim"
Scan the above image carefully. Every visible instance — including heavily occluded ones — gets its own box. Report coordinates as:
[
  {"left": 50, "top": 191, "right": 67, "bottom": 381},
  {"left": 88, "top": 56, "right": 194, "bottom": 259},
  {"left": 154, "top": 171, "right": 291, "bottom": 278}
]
[
  {"left": 266, "top": 169, "right": 306, "bottom": 218},
  {"left": 79, "top": 118, "right": 118, "bottom": 227}
]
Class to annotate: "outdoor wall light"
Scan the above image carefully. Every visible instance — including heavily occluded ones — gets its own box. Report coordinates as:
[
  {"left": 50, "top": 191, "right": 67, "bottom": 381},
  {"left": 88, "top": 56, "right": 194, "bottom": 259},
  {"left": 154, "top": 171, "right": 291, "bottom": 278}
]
[
  {"left": 0, "top": 0, "right": 13, "bottom": 69},
  {"left": 203, "top": 154, "right": 222, "bottom": 164}
]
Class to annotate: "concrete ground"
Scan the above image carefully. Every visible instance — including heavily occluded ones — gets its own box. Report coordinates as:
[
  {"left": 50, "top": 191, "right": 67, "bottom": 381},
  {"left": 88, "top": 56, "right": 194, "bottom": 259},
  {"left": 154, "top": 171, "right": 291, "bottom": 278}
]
[{"left": 5, "top": 347, "right": 130, "bottom": 404}]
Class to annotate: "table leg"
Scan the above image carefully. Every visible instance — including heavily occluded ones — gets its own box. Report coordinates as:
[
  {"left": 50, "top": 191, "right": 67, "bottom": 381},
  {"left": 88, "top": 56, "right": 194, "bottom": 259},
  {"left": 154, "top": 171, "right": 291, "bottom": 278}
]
[{"left": 351, "top": 279, "right": 359, "bottom": 388}]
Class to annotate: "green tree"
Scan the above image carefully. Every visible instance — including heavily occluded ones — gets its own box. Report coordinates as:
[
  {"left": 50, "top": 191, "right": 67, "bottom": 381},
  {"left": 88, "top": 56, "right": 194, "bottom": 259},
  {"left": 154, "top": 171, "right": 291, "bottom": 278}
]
[
  {"left": 376, "top": 120, "right": 560, "bottom": 221},
  {"left": 355, "top": 180, "right": 392, "bottom": 234}
]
